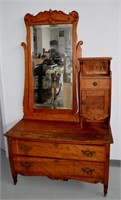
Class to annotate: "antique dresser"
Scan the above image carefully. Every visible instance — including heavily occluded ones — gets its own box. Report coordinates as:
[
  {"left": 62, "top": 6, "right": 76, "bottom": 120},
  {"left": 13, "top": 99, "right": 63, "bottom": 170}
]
[{"left": 5, "top": 10, "right": 113, "bottom": 196}]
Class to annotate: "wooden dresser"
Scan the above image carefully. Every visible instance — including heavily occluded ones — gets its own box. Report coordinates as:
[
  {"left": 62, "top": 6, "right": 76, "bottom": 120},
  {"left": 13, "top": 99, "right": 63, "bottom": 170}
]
[
  {"left": 5, "top": 10, "right": 113, "bottom": 196},
  {"left": 6, "top": 119, "right": 113, "bottom": 196},
  {"left": 5, "top": 57, "right": 113, "bottom": 196}
]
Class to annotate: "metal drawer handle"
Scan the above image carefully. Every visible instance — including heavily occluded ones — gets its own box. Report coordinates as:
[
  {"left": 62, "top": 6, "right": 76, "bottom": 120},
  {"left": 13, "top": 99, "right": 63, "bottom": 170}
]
[
  {"left": 20, "top": 161, "right": 33, "bottom": 171},
  {"left": 81, "top": 149, "right": 95, "bottom": 157},
  {"left": 53, "top": 143, "right": 59, "bottom": 147},
  {"left": 81, "top": 167, "right": 95, "bottom": 175},
  {"left": 93, "top": 81, "right": 97, "bottom": 86},
  {"left": 54, "top": 159, "right": 59, "bottom": 164},
  {"left": 81, "top": 100, "right": 87, "bottom": 105},
  {"left": 19, "top": 145, "right": 32, "bottom": 154}
]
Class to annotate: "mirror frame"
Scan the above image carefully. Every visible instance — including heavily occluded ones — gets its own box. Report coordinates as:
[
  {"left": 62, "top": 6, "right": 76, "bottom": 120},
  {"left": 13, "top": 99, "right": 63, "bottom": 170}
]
[{"left": 21, "top": 10, "right": 82, "bottom": 122}]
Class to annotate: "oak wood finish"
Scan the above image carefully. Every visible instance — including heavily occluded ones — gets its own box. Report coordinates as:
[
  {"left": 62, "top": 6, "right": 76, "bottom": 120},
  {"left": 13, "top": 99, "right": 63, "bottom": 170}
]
[
  {"left": 6, "top": 119, "right": 113, "bottom": 196},
  {"left": 5, "top": 10, "right": 113, "bottom": 197},
  {"left": 79, "top": 57, "right": 112, "bottom": 127},
  {"left": 21, "top": 10, "right": 83, "bottom": 122}
]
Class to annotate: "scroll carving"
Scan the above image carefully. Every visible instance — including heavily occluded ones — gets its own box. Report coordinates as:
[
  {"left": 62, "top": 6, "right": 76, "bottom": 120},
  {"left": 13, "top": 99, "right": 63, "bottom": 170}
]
[
  {"left": 24, "top": 10, "right": 79, "bottom": 25},
  {"left": 76, "top": 41, "right": 83, "bottom": 59},
  {"left": 48, "top": 176, "right": 68, "bottom": 181}
]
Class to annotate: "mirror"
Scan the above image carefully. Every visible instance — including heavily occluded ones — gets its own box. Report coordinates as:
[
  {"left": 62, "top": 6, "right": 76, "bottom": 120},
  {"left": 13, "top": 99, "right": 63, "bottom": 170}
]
[
  {"left": 32, "top": 24, "right": 72, "bottom": 109},
  {"left": 22, "top": 10, "right": 82, "bottom": 121}
]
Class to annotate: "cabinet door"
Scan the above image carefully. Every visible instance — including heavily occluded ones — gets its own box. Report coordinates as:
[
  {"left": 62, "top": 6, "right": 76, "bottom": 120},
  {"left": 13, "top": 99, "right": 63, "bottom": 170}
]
[{"left": 81, "top": 90, "right": 110, "bottom": 121}]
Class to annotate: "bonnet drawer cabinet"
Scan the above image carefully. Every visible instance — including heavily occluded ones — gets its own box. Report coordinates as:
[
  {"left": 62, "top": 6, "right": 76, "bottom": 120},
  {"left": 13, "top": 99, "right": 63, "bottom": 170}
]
[{"left": 79, "top": 57, "right": 112, "bottom": 126}]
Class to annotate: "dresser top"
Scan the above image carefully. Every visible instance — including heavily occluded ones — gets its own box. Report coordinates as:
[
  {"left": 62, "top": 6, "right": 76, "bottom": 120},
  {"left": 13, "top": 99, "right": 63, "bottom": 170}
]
[{"left": 5, "top": 119, "right": 113, "bottom": 145}]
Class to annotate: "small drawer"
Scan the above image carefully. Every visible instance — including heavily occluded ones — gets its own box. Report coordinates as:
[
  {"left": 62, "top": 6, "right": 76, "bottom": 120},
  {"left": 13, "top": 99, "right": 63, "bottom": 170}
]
[
  {"left": 12, "top": 140, "right": 105, "bottom": 162},
  {"left": 13, "top": 156, "right": 74, "bottom": 178},
  {"left": 74, "top": 161, "right": 104, "bottom": 179},
  {"left": 81, "top": 78, "right": 110, "bottom": 89}
]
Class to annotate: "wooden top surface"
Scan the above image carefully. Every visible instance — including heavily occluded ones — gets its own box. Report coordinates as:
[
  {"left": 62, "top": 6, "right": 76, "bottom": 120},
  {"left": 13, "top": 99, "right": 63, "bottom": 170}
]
[
  {"left": 78, "top": 57, "right": 112, "bottom": 61},
  {"left": 5, "top": 119, "right": 113, "bottom": 145}
]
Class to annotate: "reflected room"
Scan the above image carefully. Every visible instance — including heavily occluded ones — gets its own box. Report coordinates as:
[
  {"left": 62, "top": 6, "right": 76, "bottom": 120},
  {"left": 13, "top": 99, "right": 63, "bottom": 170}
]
[{"left": 31, "top": 24, "right": 72, "bottom": 109}]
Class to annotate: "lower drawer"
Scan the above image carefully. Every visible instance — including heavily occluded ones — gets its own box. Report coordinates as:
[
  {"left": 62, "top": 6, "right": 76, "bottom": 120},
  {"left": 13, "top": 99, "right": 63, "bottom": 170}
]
[
  {"left": 13, "top": 156, "right": 104, "bottom": 181},
  {"left": 13, "top": 156, "right": 74, "bottom": 178}
]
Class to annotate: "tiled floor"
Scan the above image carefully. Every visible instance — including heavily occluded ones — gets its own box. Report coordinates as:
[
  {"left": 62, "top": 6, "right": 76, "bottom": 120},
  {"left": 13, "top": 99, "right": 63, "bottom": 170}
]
[{"left": 0, "top": 150, "right": 121, "bottom": 200}]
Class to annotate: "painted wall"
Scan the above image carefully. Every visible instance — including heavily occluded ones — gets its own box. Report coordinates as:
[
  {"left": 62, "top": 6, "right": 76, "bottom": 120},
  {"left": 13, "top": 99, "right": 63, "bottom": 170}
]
[
  {"left": 0, "top": 0, "right": 121, "bottom": 160},
  {"left": 0, "top": 1, "right": 5, "bottom": 151}
]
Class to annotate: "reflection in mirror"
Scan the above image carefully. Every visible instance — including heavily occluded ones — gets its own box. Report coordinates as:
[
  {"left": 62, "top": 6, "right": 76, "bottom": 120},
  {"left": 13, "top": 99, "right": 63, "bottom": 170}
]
[{"left": 32, "top": 24, "right": 72, "bottom": 109}]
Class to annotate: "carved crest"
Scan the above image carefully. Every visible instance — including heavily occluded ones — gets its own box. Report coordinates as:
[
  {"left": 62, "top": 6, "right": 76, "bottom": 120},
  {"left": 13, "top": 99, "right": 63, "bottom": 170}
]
[{"left": 25, "top": 10, "right": 79, "bottom": 25}]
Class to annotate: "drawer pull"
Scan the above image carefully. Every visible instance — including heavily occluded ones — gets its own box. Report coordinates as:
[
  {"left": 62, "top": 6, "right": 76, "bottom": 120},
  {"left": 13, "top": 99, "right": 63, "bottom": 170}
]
[
  {"left": 81, "top": 100, "right": 87, "bottom": 105},
  {"left": 93, "top": 81, "right": 97, "bottom": 86},
  {"left": 19, "top": 145, "right": 32, "bottom": 154},
  {"left": 81, "top": 167, "right": 95, "bottom": 175},
  {"left": 20, "top": 161, "right": 33, "bottom": 171},
  {"left": 53, "top": 159, "right": 59, "bottom": 164},
  {"left": 81, "top": 149, "right": 95, "bottom": 157},
  {"left": 53, "top": 143, "right": 59, "bottom": 147}
]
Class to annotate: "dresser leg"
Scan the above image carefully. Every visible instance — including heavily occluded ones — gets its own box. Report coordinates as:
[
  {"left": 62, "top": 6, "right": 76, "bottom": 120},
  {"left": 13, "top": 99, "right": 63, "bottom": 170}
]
[
  {"left": 104, "top": 185, "right": 108, "bottom": 196},
  {"left": 13, "top": 174, "right": 17, "bottom": 185}
]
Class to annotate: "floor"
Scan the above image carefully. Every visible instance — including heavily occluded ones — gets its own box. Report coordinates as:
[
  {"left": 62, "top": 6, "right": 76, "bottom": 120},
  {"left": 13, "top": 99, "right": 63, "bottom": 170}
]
[{"left": 0, "top": 150, "right": 121, "bottom": 200}]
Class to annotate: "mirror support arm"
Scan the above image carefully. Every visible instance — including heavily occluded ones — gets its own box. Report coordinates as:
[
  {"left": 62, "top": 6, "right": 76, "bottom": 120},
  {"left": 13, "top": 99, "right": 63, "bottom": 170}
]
[
  {"left": 21, "top": 42, "right": 29, "bottom": 116},
  {"left": 75, "top": 40, "right": 83, "bottom": 115},
  {"left": 75, "top": 66, "right": 79, "bottom": 115}
]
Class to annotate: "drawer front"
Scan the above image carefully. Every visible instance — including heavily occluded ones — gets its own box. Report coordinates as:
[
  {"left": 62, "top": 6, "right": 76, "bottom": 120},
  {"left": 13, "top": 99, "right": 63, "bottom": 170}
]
[
  {"left": 81, "top": 78, "right": 110, "bottom": 89},
  {"left": 13, "top": 156, "right": 104, "bottom": 181},
  {"left": 12, "top": 140, "right": 105, "bottom": 161},
  {"left": 13, "top": 156, "right": 74, "bottom": 178},
  {"left": 74, "top": 161, "right": 104, "bottom": 179}
]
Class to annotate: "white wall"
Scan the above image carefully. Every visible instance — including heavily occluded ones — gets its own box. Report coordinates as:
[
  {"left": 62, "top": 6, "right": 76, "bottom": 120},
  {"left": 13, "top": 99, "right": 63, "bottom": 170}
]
[
  {"left": 0, "top": 1, "right": 6, "bottom": 151},
  {"left": 0, "top": 0, "right": 121, "bottom": 160}
]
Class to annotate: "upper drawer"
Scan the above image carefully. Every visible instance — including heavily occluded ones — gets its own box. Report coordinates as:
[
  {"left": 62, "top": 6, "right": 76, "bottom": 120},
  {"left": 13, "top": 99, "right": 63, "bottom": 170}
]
[
  {"left": 12, "top": 140, "right": 105, "bottom": 162},
  {"left": 81, "top": 78, "right": 110, "bottom": 89}
]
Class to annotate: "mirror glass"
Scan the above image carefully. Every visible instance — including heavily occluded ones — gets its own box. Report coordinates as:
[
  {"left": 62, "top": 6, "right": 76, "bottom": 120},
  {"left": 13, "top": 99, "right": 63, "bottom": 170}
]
[{"left": 31, "top": 24, "right": 72, "bottom": 109}]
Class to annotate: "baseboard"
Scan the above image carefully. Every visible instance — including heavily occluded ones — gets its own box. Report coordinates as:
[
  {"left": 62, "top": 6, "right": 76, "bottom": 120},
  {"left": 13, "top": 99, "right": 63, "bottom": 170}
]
[{"left": 110, "top": 159, "right": 121, "bottom": 167}]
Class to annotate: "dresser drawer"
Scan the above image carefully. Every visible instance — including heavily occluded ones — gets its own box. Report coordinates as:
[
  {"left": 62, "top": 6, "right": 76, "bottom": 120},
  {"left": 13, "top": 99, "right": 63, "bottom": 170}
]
[
  {"left": 81, "top": 78, "right": 110, "bottom": 89},
  {"left": 74, "top": 161, "right": 104, "bottom": 179},
  {"left": 13, "top": 156, "right": 74, "bottom": 178},
  {"left": 13, "top": 156, "right": 104, "bottom": 181},
  {"left": 12, "top": 140, "right": 105, "bottom": 161}
]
